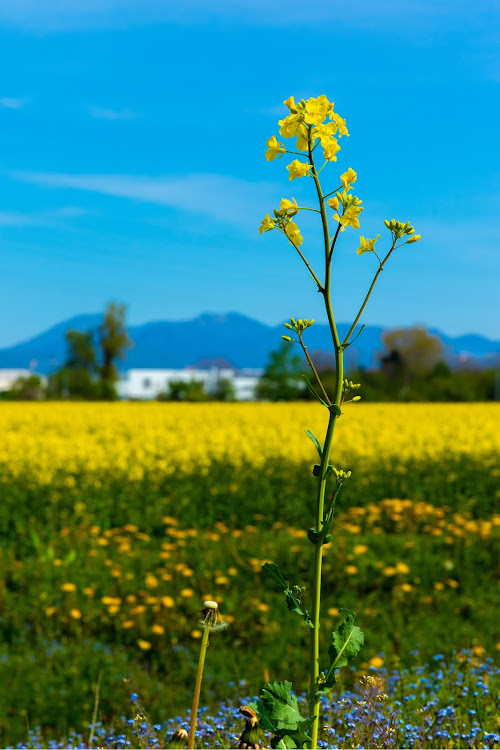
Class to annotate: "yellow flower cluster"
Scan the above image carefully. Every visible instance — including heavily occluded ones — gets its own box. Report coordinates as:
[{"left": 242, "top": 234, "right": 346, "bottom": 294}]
[{"left": 0, "top": 403, "right": 497, "bottom": 488}]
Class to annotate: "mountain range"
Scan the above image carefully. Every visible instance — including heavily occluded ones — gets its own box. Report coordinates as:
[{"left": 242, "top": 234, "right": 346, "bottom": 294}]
[{"left": 0, "top": 313, "right": 498, "bottom": 374}]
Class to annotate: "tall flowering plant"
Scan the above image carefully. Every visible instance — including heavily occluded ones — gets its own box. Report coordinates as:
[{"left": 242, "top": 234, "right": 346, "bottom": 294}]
[{"left": 251, "top": 95, "right": 420, "bottom": 750}]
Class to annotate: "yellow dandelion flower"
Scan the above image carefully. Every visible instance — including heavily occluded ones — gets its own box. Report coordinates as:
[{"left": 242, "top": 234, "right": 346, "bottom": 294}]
[
  {"left": 369, "top": 656, "right": 384, "bottom": 668},
  {"left": 180, "top": 588, "right": 194, "bottom": 598},
  {"left": 162, "top": 596, "right": 175, "bottom": 608},
  {"left": 382, "top": 566, "right": 396, "bottom": 576},
  {"left": 191, "top": 630, "right": 202, "bottom": 639},
  {"left": 122, "top": 620, "right": 135, "bottom": 629},
  {"left": 61, "top": 582, "right": 77, "bottom": 592},
  {"left": 70, "top": 608, "right": 82, "bottom": 619},
  {"left": 215, "top": 576, "right": 229, "bottom": 585},
  {"left": 354, "top": 544, "right": 368, "bottom": 555},
  {"left": 137, "top": 639, "right": 151, "bottom": 650},
  {"left": 345, "top": 565, "right": 358, "bottom": 575},
  {"left": 327, "top": 607, "right": 339, "bottom": 616},
  {"left": 152, "top": 624, "right": 165, "bottom": 635}
]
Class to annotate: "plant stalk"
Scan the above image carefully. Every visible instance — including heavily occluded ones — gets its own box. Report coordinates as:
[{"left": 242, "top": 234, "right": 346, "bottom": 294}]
[
  {"left": 307, "top": 131, "right": 345, "bottom": 748},
  {"left": 187, "top": 624, "right": 210, "bottom": 749}
]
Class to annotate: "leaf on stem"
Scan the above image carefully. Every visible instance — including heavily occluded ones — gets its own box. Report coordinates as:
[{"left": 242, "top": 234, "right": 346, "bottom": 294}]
[
  {"left": 262, "top": 563, "right": 313, "bottom": 629},
  {"left": 315, "top": 608, "right": 364, "bottom": 699},
  {"left": 249, "top": 681, "right": 315, "bottom": 749},
  {"left": 305, "top": 429, "right": 323, "bottom": 457},
  {"left": 301, "top": 374, "right": 329, "bottom": 407}
]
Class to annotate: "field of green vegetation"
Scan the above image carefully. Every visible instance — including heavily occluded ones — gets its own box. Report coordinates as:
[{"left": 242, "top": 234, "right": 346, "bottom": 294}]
[{"left": 0, "top": 403, "right": 498, "bottom": 747}]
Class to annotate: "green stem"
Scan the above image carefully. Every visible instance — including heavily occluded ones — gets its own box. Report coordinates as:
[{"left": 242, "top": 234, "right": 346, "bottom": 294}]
[
  {"left": 307, "top": 129, "right": 345, "bottom": 750},
  {"left": 187, "top": 624, "right": 210, "bottom": 749},
  {"left": 342, "top": 240, "right": 397, "bottom": 347},
  {"left": 298, "top": 333, "right": 331, "bottom": 405}
]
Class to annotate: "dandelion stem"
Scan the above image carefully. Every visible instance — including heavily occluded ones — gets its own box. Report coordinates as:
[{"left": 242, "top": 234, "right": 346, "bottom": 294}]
[{"left": 187, "top": 624, "right": 210, "bottom": 749}]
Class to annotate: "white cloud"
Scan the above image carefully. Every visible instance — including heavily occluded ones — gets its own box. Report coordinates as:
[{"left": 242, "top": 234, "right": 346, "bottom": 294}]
[
  {"left": 88, "top": 106, "right": 139, "bottom": 121},
  {"left": 0, "top": 97, "right": 26, "bottom": 109},
  {"left": 0, "top": 206, "right": 87, "bottom": 227},
  {"left": 11, "top": 171, "right": 281, "bottom": 227}
]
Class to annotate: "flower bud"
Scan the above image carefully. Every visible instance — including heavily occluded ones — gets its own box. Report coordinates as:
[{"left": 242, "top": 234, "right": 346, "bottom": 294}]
[
  {"left": 238, "top": 706, "right": 261, "bottom": 749},
  {"left": 166, "top": 728, "right": 188, "bottom": 748},
  {"left": 407, "top": 234, "right": 421, "bottom": 243},
  {"left": 352, "top": 396, "right": 361, "bottom": 401},
  {"left": 384, "top": 219, "right": 391, "bottom": 228},
  {"left": 282, "top": 336, "right": 292, "bottom": 342},
  {"left": 284, "top": 322, "right": 293, "bottom": 330}
]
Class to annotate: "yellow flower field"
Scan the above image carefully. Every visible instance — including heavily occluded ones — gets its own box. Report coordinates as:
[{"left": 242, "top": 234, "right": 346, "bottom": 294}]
[{"left": 0, "top": 402, "right": 498, "bottom": 487}]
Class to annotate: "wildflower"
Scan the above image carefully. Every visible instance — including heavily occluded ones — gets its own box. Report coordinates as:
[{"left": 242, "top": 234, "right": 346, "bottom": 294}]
[
  {"left": 327, "top": 607, "right": 339, "bottom": 616},
  {"left": 70, "top": 608, "right": 82, "bottom": 619},
  {"left": 357, "top": 234, "right": 380, "bottom": 255},
  {"left": 278, "top": 197, "right": 299, "bottom": 216},
  {"left": 265, "top": 135, "right": 286, "bottom": 161},
  {"left": 258, "top": 214, "right": 275, "bottom": 234},
  {"left": 181, "top": 588, "right": 195, "bottom": 598},
  {"left": 407, "top": 233, "right": 421, "bottom": 243},
  {"left": 395, "top": 561, "right": 410, "bottom": 574},
  {"left": 238, "top": 706, "right": 261, "bottom": 749},
  {"left": 279, "top": 112, "right": 302, "bottom": 138},
  {"left": 345, "top": 565, "right": 358, "bottom": 575},
  {"left": 382, "top": 566, "right": 396, "bottom": 576},
  {"left": 354, "top": 544, "right": 368, "bottom": 555},
  {"left": 152, "top": 624, "right": 165, "bottom": 635},
  {"left": 284, "top": 220, "right": 304, "bottom": 246},
  {"left": 340, "top": 167, "right": 357, "bottom": 192},
  {"left": 286, "top": 159, "right": 312, "bottom": 181},
  {"left": 322, "top": 139, "right": 341, "bottom": 161},
  {"left": 304, "top": 95, "right": 332, "bottom": 125},
  {"left": 327, "top": 196, "right": 339, "bottom": 210},
  {"left": 137, "top": 639, "right": 151, "bottom": 650},
  {"left": 191, "top": 629, "right": 202, "bottom": 639},
  {"left": 330, "top": 111, "right": 349, "bottom": 136},
  {"left": 334, "top": 205, "right": 363, "bottom": 230},
  {"left": 369, "top": 656, "right": 384, "bottom": 668}
]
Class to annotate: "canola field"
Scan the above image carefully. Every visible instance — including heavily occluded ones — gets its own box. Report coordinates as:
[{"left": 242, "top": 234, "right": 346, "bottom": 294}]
[{"left": 0, "top": 403, "right": 498, "bottom": 745}]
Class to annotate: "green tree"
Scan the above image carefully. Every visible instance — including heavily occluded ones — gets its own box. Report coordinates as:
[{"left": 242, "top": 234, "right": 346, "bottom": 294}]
[
  {"left": 0, "top": 374, "right": 46, "bottom": 401},
  {"left": 98, "top": 303, "right": 133, "bottom": 398},
  {"left": 380, "top": 326, "right": 445, "bottom": 378},
  {"left": 48, "top": 330, "right": 100, "bottom": 400},
  {"left": 160, "top": 379, "right": 208, "bottom": 402},
  {"left": 256, "top": 342, "right": 305, "bottom": 401},
  {"left": 213, "top": 377, "right": 236, "bottom": 401}
]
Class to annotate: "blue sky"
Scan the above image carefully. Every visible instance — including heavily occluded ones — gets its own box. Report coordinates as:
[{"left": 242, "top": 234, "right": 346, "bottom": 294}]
[{"left": 0, "top": 0, "right": 498, "bottom": 347}]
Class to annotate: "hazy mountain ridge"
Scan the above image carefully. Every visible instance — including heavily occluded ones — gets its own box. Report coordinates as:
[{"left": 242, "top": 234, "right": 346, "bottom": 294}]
[{"left": 0, "top": 312, "right": 498, "bottom": 374}]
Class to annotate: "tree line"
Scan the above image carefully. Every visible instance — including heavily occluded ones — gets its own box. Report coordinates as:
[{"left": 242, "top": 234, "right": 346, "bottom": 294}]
[{"left": 1, "top": 318, "right": 498, "bottom": 402}]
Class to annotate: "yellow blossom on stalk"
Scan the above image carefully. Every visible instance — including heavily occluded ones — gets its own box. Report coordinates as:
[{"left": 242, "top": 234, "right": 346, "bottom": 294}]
[
  {"left": 259, "top": 214, "right": 275, "bottom": 234},
  {"left": 138, "top": 639, "right": 151, "bottom": 650},
  {"left": 279, "top": 112, "right": 302, "bottom": 138},
  {"left": 304, "top": 95, "right": 333, "bottom": 125},
  {"left": 70, "top": 608, "right": 82, "bottom": 619},
  {"left": 327, "top": 197, "right": 339, "bottom": 211},
  {"left": 369, "top": 656, "right": 384, "bottom": 668},
  {"left": 322, "top": 139, "right": 341, "bottom": 162},
  {"left": 265, "top": 135, "right": 286, "bottom": 161},
  {"left": 283, "top": 96, "right": 296, "bottom": 110},
  {"left": 287, "top": 159, "right": 312, "bottom": 181},
  {"left": 357, "top": 235, "right": 380, "bottom": 255},
  {"left": 61, "top": 583, "right": 77, "bottom": 592},
  {"left": 334, "top": 205, "right": 363, "bottom": 231},
  {"left": 295, "top": 125, "right": 310, "bottom": 151},
  {"left": 407, "top": 234, "right": 421, "bottom": 243},
  {"left": 313, "top": 122, "right": 336, "bottom": 143},
  {"left": 330, "top": 111, "right": 349, "bottom": 137},
  {"left": 340, "top": 168, "right": 357, "bottom": 192},
  {"left": 284, "top": 220, "right": 303, "bottom": 246},
  {"left": 279, "top": 197, "right": 299, "bottom": 216}
]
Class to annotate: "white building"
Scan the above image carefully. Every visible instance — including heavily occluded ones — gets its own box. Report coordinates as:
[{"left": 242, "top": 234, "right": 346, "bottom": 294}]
[
  {"left": 117, "top": 367, "right": 262, "bottom": 401},
  {"left": 0, "top": 369, "right": 39, "bottom": 392}
]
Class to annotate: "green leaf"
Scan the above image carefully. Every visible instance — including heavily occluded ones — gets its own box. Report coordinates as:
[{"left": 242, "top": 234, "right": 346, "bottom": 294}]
[
  {"left": 305, "top": 430, "right": 323, "bottom": 458},
  {"left": 302, "top": 374, "right": 329, "bottom": 407},
  {"left": 250, "top": 682, "right": 315, "bottom": 749},
  {"left": 315, "top": 609, "right": 364, "bottom": 699},
  {"left": 262, "top": 563, "right": 313, "bottom": 629},
  {"left": 312, "top": 464, "right": 333, "bottom": 477}
]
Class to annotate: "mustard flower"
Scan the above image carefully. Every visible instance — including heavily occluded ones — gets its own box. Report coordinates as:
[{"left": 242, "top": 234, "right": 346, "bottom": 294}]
[
  {"left": 265, "top": 135, "right": 286, "bottom": 161},
  {"left": 407, "top": 234, "right": 421, "bottom": 243},
  {"left": 284, "top": 220, "right": 304, "bottom": 246},
  {"left": 330, "top": 111, "right": 349, "bottom": 137},
  {"left": 303, "top": 95, "right": 333, "bottom": 126},
  {"left": 278, "top": 112, "right": 302, "bottom": 139},
  {"left": 340, "top": 167, "right": 357, "bottom": 192},
  {"left": 286, "top": 159, "right": 312, "bottom": 181},
  {"left": 357, "top": 234, "right": 380, "bottom": 255},
  {"left": 259, "top": 214, "right": 276, "bottom": 234},
  {"left": 278, "top": 197, "right": 299, "bottom": 216},
  {"left": 322, "top": 139, "right": 341, "bottom": 162},
  {"left": 283, "top": 96, "right": 296, "bottom": 111},
  {"left": 334, "top": 205, "right": 363, "bottom": 231},
  {"left": 327, "top": 197, "right": 339, "bottom": 211}
]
